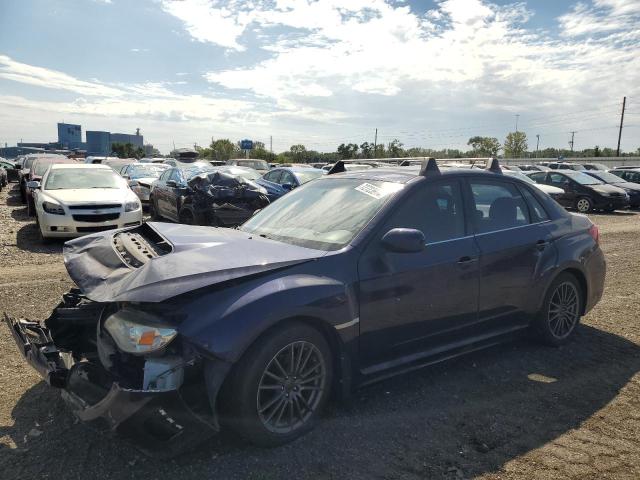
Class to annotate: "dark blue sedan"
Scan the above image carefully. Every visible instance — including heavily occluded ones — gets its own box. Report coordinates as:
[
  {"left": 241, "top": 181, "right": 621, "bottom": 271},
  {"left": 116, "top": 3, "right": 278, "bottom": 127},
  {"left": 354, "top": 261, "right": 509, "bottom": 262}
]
[
  {"left": 256, "top": 166, "right": 325, "bottom": 200},
  {"left": 7, "top": 159, "right": 605, "bottom": 454}
]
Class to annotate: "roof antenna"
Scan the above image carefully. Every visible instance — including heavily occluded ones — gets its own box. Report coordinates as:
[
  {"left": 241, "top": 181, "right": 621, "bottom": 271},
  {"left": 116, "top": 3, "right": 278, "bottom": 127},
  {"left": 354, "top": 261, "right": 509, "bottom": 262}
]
[
  {"left": 419, "top": 157, "right": 440, "bottom": 177},
  {"left": 327, "top": 160, "right": 346, "bottom": 174},
  {"left": 486, "top": 157, "right": 502, "bottom": 173}
]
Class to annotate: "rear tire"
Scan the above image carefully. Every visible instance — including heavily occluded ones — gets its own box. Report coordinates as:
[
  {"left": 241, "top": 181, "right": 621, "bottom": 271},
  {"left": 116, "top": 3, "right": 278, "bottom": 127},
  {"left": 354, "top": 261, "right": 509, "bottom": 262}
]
[
  {"left": 219, "top": 322, "right": 333, "bottom": 447},
  {"left": 178, "top": 205, "right": 196, "bottom": 225},
  {"left": 533, "top": 272, "right": 583, "bottom": 346},
  {"left": 575, "top": 197, "right": 593, "bottom": 213}
]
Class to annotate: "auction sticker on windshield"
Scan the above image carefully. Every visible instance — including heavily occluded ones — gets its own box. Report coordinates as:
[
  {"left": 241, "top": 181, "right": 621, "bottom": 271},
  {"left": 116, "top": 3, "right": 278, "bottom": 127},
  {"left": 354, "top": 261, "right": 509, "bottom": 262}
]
[{"left": 355, "top": 183, "right": 386, "bottom": 199}]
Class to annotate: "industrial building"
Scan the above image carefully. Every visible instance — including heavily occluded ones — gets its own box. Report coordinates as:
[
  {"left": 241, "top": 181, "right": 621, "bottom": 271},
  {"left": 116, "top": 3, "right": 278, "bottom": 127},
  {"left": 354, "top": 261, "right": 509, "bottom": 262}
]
[{"left": 0, "top": 123, "right": 145, "bottom": 158}]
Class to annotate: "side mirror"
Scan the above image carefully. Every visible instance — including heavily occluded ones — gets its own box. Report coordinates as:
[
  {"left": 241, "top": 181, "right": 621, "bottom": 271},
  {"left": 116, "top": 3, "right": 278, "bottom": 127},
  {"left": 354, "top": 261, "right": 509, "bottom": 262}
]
[
  {"left": 381, "top": 228, "right": 425, "bottom": 253},
  {"left": 166, "top": 180, "right": 177, "bottom": 188},
  {"left": 26, "top": 180, "right": 40, "bottom": 190},
  {"left": 282, "top": 183, "right": 294, "bottom": 191}
]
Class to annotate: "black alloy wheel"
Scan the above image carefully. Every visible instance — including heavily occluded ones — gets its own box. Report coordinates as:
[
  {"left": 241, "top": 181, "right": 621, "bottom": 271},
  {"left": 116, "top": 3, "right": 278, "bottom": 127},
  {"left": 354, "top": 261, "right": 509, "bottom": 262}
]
[
  {"left": 257, "top": 341, "right": 327, "bottom": 434},
  {"left": 547, "top": 281, "right": 580, "bottom": 340},
  {"left": 535, "top": 272, "right": 582, "bottom": 346},
  {"left": 219, "top": 322, "right": 333, "bottom": 447}
]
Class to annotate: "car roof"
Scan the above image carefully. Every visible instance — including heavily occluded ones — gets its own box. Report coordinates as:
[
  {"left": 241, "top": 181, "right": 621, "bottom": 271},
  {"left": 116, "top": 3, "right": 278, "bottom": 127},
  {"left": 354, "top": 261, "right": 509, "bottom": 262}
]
[
  {"left": 50, "top": 163, "right": 111, "bottom": 170},
  {"left": 275, "top": 166, "right": 320, "bottom": 172},
  {"left": 322, "top": 166, "right": 518, "bottom": 184}
]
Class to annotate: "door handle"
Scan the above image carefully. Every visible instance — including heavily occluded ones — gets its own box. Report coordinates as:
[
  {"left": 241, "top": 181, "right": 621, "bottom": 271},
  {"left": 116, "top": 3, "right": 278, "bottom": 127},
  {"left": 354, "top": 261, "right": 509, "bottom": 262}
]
[
  {"left": 457, "top": 256, "right": 477, "bottom": 265},
  {"left": 536, "top": 240, "right": 549, "bottom": 250}
]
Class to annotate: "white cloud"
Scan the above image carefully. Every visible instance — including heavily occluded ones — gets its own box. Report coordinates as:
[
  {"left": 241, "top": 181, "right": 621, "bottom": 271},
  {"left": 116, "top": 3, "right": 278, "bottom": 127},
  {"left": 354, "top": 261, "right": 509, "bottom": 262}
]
[
  {"left": 2, "top": 0, "right": 639, "bottom": 153},
  {"left": 0, "top": 55, "right": 124, "bottom": 97}
]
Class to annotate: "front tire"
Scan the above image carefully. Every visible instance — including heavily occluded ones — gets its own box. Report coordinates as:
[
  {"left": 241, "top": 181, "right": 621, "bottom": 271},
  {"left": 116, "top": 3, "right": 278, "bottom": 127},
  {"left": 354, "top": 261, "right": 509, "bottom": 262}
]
[
  {"left": 148, "top": 196, "right": 161, "bottom": 220},
  {"left": 35, "top": 212, "right": 52, "bottom": 244},
  {"left": 575, "top": 197, "right": 593, "bottom": 213},
  {"left": 534, "top": 272, "right": 583, "bottom": 346},
  {"left": 219, "top": 322, "right": 333, "bottom": 447}
]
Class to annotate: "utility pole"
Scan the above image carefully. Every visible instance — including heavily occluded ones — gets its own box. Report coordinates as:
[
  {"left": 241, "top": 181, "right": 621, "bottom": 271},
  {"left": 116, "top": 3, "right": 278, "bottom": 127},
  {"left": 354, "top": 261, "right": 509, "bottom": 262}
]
[
  {"left": 569, "top": 131, "right": 576, "bottom": 153},
  {"left": 535, "top": 134, "right": 540, "bottom": 157},
  {"left": 270, "top": 135, "right": 273, "bottom": 154},
  {"left": 515, "top": 114, "right": 520, "bottom": 132},
  {"left": 373, "top": 128, "right": 378, "bottom": 159},
  {"left": 616, "top": 96, "right": 626, "bottom": 157}
]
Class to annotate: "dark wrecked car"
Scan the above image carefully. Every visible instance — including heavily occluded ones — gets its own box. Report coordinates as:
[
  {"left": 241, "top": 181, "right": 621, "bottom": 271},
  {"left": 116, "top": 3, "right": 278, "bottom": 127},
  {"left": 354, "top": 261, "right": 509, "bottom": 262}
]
[
  {"left": 6, "top": 159, "right": 605, "bottom": 454},
  {"left": 149, "top": 164, "right": 270, "bottom": 227}
]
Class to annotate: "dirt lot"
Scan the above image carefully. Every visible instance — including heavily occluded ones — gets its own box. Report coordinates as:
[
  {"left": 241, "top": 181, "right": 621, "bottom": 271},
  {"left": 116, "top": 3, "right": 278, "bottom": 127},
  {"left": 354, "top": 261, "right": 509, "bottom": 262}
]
[{"left": 1, "top": 182, "right": 639, "bottom": 480}]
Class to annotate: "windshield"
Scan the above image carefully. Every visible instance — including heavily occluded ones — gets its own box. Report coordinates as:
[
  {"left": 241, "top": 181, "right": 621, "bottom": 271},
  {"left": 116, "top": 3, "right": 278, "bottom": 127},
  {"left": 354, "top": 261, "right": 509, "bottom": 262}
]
[
  {"left": 182, "top": 164, "right": 216, "bottom": 180},
  {"left": 590, "top": 171, "right": 623, "bottom": 183},
  {"left": 567, "top": 172, "right": 604, "bottom": 185},
  {"left": 295, "top": 169, "right": 325, "bottom": 184},
  {"left": 127, "top": 164, "right": 168, "bottom": 179},
  {"left": 34, "top": 160, "right": 69, "bottom": 176},
  {"left": 237, "top": 160, "right": 269, "bottom": 170},
  {"left": 23, "top": 157, "right": 37, "bottom": 170},
  {"left": 241, "top": 178, "right": 403, "bottom": 250},
  {"left": 44, "top": 168, "right": 124, "bottom": 190}
]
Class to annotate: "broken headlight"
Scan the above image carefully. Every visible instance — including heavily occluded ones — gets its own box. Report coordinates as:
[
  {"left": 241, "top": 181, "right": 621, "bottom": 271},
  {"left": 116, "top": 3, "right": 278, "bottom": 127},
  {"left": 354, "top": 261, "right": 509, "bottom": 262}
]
[{"left": 104, "top": 308, "right": 177, "bottom": 355}]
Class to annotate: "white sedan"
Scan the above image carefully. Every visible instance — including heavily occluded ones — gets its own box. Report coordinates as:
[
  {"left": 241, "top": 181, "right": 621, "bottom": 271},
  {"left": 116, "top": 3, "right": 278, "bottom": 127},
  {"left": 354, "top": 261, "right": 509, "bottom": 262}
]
[{"left": 29, "top": 164, "right": 142, "bottom": 241}]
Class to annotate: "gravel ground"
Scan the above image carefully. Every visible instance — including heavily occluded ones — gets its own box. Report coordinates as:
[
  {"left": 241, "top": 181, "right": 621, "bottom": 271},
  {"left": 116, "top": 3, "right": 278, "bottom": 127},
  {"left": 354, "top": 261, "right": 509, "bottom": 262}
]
[{"left": 1, "top": 182, "right": 639, "bottom": 480}]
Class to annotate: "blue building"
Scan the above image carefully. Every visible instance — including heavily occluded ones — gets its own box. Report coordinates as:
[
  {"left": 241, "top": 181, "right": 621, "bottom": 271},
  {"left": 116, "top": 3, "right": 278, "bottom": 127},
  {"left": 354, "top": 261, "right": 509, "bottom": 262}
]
[
  {"left": 86, "top": 131, "right": 111, "bottom": 155},
  {"left": 110, "top": 132, "right": 143, "bottom": 148},
  {"left": 57, "top": 123, "right": 82, "bottom": 149}
]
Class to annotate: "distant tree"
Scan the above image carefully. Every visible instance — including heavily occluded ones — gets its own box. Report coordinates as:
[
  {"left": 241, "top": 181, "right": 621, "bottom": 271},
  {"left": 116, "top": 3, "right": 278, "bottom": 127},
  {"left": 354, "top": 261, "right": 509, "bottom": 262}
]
[
  {"left": 289, "top": 144, "right": 307, "bottom": 162},
  {"left": 387, "top": 139, "right": 404, "bottom": 157},
  {"left": 593, "top": 145, "right": 601, "bottom": 157},
  {"left": 360, "top": 142, "right": 373, "bottom": 159},
  {"left": 111, "top": 142, "right": 144, "bottom": 159},
  {"left": 337, "top": 143, "right": 359, "bottom": 159},
  {"left": 467, "top": 136, "right": 501, "bottom": 157},
  {"left": 209, "top": 139, "right": 237, "bottom": 161},
  {"left": 503, "top": 132, "right": 528, "bottom": 158}
]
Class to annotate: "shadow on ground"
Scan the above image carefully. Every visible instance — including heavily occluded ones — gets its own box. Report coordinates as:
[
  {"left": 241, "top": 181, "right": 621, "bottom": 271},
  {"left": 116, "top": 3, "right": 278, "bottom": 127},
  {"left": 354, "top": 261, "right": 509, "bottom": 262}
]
[
  {"left": 15, "top": 223, "right": 63, "bottom": 253},
  {"left": 1, "top": 325, "right": 639, "bottom": 480}
]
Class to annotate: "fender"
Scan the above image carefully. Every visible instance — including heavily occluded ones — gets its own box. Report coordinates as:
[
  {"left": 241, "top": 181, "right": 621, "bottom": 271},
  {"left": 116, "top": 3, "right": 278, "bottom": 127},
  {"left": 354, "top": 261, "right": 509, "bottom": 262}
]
[{"left": 176, "top": 269, "right": 359, "bottom": 364}]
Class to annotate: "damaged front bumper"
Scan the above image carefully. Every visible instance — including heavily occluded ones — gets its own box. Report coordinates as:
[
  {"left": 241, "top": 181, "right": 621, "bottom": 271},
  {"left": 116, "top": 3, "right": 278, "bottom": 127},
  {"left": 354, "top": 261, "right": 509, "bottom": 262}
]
[{"left": 4, "top": 294, "right": 225, "bottom": 456}]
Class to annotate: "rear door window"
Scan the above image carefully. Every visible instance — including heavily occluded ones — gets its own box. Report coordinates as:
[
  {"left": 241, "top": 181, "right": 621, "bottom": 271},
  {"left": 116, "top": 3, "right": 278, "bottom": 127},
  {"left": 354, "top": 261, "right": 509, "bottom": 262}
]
[
  {"left": 520, "top": 187, "right": 549, "bottom": 223},
  {"left": 469, "top": 180, "right": 530, "bottom": 233},
  {"left": 549, "top": 173, "right": 569, "bottom": 187}
]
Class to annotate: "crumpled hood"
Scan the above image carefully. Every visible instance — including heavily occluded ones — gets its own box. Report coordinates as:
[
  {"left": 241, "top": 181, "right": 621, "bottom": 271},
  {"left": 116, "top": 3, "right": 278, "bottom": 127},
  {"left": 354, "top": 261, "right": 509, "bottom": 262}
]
[{"left": 63, "top": 222, "right": 326, "bottom": 302}]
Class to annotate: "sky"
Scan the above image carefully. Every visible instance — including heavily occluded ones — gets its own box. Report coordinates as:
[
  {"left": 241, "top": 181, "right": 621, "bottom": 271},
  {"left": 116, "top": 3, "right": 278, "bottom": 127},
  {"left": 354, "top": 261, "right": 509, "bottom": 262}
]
[{"left": 0, "top": 0, "right": 639, "bottom": 154}]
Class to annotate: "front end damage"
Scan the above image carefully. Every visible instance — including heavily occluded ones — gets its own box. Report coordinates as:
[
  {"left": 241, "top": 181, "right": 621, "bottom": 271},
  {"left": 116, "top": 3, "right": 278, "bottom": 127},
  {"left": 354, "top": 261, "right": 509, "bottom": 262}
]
[
  {"left": 186, "top": 171, "right": 270, "bottom": 227},
  {"left": 5, "top": 289, "right": 230, "bottom": 455}
]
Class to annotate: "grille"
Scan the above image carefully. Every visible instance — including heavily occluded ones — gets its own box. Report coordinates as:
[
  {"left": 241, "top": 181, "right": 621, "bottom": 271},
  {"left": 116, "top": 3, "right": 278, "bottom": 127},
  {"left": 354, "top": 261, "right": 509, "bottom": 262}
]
[
  {"left": 72, "top": 213, "right": 120, "bottom": 222},
  {"left": 68, "top": 204, "right": 122, "bottom": 210},
  {"left": 76, "top": 225, "right": 119, "bottom": 233}
]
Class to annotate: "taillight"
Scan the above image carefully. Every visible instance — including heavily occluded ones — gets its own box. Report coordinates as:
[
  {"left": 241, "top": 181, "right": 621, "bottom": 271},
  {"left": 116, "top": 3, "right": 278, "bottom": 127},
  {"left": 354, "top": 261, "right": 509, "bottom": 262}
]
[{"left": 589, "top": 224, "right": 599, "bottom": 245}]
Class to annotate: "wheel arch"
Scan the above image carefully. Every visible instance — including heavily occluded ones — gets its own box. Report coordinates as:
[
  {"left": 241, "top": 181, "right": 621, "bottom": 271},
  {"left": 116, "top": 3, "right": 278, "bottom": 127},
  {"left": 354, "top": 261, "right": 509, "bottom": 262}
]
[
  {"left": 547, "top": 266, "right": 589, "bottom": 315},
  {"left": 226, "top": 314, "right": 353, "bottom": 402}
]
